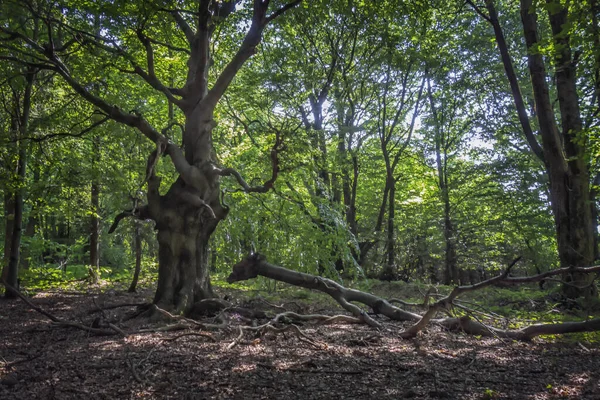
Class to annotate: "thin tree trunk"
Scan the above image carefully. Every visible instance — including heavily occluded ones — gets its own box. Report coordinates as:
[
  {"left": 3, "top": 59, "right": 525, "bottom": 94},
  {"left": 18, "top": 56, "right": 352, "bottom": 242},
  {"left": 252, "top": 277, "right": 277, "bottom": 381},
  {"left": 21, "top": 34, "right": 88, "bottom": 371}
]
[
  {"left": 381, "top": 174, "right": 396, "bottom": 281},
  {"left": 2, "top": 194, "right": 14, "bottom": 281},
  {"left": 89, "top": 180, "right": 100, "bottom": 282},
  {"left": 20, "top": 165, "right": 39, "bottom": 270},
  {"left": 5, "top": 144, "right": 26, "bottom": 297},
  {"left": 4, "top": 69, "right": 34, "bottom": 298},
  {"left": 128, "top": 221, "right": 142, "bottom": 293},
  {"left": 428, "top": 78, "right": 458, "bottom": 285}
]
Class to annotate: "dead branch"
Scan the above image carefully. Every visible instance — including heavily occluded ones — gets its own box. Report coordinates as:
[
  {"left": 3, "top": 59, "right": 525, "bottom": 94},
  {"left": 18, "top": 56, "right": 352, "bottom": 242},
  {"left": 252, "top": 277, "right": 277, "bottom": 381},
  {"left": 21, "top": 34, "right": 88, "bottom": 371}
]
[
  {"left": 240, "top": 323, "right": 324, "bottom": 349},
  {"left": 162, "top": 332, "right": 216, "bottom": 342},
  {"left": 87, "top": 302, "right": 148, "bottom": 315},
  {"left": 127, "top": 356, "right": 145, "bottom": 384},
  {"left": 270, "top": 311, "right": 361, "bottom": 325},
  {"left": 147, "top": 304, "right": 227, "bottom": 330},
  {"left": 227, "top": 326, "right": 245, "bottom": 350},
  {"left": 228, "top": 255, "right": 600, "bottom": 341},
  {"left": 226, "top": 310, "right": 340, "bottom": 350},
  {"left": 228, "top": 254, "right": 421, "bottom": 323}
]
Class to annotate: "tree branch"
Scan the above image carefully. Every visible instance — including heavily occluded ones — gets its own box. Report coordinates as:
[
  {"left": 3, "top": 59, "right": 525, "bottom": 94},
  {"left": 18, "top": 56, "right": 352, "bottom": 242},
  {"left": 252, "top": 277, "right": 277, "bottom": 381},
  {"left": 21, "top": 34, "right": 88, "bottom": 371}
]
[
  {"left": 217, "top": 128, "right": 283, "bottom": 193},
  {"left": 169, "top": 10, "right": 195, "bottom": 43},
  {"left": 202, "top": 0, "right": 300, "bottom": 110}
]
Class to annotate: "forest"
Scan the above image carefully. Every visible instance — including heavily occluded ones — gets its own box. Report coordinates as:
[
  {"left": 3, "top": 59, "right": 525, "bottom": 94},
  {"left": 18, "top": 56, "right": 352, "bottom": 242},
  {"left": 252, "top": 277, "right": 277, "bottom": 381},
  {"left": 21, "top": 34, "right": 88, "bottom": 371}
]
[{"left": 1, "top": 0, "right": 600, "bottom": 398}]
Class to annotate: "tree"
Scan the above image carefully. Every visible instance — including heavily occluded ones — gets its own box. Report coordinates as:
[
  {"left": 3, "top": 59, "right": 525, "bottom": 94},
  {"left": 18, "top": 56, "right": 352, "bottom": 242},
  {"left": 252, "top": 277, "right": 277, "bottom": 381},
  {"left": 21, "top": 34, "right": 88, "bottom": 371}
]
[
  {"left": 467, "top": 0, "right": 598, "bottom": 297},
  {"left": 1, "top": 0, "right": 300, "bottom": 311}
]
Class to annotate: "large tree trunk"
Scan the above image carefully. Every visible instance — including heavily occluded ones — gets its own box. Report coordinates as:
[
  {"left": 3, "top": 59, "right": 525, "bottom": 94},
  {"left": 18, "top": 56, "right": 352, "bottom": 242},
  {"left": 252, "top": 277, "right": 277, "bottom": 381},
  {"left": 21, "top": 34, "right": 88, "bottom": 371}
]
[
  {"left": 520, "top": 0, "right": 596, "bottom": 298},
  {"left": 149, "top": 117, "right": 228, "bottom": 313},
  {"left": 481, "top": 0, "right": 597, "bottom": 298}
]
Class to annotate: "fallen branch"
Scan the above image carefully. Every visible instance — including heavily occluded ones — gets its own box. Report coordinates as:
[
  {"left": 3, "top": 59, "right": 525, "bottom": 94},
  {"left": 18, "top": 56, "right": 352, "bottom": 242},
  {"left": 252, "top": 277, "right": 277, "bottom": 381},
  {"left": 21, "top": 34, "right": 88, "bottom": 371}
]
[
  {"left": 269, "top": 311, "right": 361, "bottom": 325},
  {"left": 162, "top": 332, "right": 216, "bottom": 342},
  {"left": 228, "top": 254, "right": 421, "bottom": 325},
  {"left": 228, "top": 254, "right": 600, "bottom": 341},
  {"left": 245, "top": 323, "right": 324, "bottom": 349},
  {"left": 144, "top": 304, "right": 228, "bottom": 331},
  {"left": 87, "top": 302, "right": 149, "bottom": 315}
]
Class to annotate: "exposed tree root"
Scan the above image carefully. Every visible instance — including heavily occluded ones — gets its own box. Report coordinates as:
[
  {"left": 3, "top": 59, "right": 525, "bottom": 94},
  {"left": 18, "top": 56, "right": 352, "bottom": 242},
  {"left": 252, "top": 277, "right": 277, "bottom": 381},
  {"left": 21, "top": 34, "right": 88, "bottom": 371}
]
[
  {"left": 140, "top": 304, "right": 228, "bottom": 331},
  {"left": 228, "top": 254, "right": 600, "bottom": 341},
  {"left": 225, "top": 310, "right": 356, "bottom": 349},
  {"left": 228, "top": 323, "right": 325, "bottom": 350}
]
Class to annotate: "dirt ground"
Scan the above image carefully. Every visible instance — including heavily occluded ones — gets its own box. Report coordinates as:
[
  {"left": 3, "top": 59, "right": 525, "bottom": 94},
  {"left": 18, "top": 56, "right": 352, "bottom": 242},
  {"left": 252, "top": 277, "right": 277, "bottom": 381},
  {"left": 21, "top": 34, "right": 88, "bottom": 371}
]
[{"left": 1, "top": 286, "right": 599, "bottom": 400}]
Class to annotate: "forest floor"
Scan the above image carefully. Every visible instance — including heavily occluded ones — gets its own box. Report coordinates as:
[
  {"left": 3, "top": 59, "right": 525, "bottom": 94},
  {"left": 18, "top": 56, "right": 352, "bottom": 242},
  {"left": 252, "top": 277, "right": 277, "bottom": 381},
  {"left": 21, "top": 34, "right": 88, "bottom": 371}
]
[{"left": 1, "top": 281, "right": 600, "bottom": 400}]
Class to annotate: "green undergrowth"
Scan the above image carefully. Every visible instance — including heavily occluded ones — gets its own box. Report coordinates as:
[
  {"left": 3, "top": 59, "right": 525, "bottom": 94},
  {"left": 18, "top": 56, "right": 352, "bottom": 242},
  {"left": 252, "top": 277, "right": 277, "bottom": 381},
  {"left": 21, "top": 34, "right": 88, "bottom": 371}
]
[{"left": 5, "top": 261, "right": 159, "bottom": 294}]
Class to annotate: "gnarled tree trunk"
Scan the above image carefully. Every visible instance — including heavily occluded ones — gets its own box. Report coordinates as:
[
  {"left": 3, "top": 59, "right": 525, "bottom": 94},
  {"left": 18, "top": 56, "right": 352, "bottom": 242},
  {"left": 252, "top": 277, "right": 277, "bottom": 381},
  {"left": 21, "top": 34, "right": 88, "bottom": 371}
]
[{"left": 149, "top": 117, "right": 229, "bottom": 312}]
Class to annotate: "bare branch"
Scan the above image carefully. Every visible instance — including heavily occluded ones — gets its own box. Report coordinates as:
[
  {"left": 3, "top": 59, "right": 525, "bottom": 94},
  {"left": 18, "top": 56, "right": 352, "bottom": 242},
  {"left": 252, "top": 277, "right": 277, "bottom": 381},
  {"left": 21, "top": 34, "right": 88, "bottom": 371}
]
[
  {"left": 145, "top": 33, "right": 190, "bottom": 55},
  {"left": 217, "top": 129, "right": 283, "bottom": 193},
  {"left": 265, "top": 0, "right": 302, "bottom": 24},
  {"left": 465, "top": 0, "right": 492, "bottom": 22},
  {"left": 24, "top": 115, "right": 110, "bottom": 142},
  {"left": 170, "top": 10, "right": 195, "bottom": 43},
  {"left": 49, "top": 57, "right": 163, "bottom": 143}
]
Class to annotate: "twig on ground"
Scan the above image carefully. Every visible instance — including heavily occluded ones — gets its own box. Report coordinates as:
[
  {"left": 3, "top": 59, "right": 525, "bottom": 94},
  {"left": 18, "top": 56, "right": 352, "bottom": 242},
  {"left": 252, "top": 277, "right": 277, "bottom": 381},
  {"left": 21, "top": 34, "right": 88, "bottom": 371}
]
[
  {"left": 127, "top": 356, "right": 144, "bottom": 384},
  {"left": 227, "top": 326, "right": 245, "bottom": 350},
  {"left": 162, "top": 332, "right": 216, "bottom": 342},
  {"left": 88, "top": 302, "right": 148, "bottom": 315},
  {"left": 149, "top": 304, "right": 228, "bottom": 330},
  {"left": 256, "top": 296, "right": 286, "bottom": 311},
  {"left": 1, "top": 354, "right": 43, "bottom": 370}
]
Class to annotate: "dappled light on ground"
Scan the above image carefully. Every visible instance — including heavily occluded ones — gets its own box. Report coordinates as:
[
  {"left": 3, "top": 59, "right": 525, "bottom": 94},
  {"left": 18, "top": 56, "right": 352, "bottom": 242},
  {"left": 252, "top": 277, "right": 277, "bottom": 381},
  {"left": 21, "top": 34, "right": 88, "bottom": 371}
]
[{"left": 1, "top": 286, "right": 600, "bottom": 399}]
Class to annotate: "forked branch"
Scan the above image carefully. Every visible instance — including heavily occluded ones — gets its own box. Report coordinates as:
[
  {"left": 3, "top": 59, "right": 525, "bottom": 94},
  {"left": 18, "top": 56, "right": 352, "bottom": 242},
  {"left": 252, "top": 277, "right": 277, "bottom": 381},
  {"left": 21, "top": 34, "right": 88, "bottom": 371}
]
[{"left": 228, "top": 254, "right": 600, "bottom": 341}]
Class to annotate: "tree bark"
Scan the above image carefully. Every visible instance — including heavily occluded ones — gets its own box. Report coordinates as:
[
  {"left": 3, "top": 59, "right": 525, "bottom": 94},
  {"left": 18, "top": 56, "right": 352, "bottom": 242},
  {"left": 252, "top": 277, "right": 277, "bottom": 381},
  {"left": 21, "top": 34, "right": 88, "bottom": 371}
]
[
  {"left": 382, "top": 175, "right": 396, "bottom": 280},
  {"left": 128, "top": 221, "right": 142, "bottom": 293},
  {"left": 20, "top": 164, "right": 40, "bottom": 270},
  {"left": 4, "top": 70, "right": 34, "bottom": 298},
  {"left": 2, "top": 194, "right": 14, "bottom": 281},
  {"left": 519, "top": 0, "right": 596, "bottom": 298},
  {"left": 89, "top": 180, "right": 100, "bottom": 283},
  {"left": 481, "top": 0, "right": 597, "bottom": 298},
  {"left": 149, "top": 117, "right": 228, "bottom": 312}
]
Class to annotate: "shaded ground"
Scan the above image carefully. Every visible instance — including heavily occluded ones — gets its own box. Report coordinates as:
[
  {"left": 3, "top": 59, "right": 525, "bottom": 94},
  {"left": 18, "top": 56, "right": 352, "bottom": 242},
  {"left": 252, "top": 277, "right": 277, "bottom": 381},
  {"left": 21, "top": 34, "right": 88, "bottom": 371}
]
[{"left": 1, "top": 286, "right": 599, "bottom": 400}]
